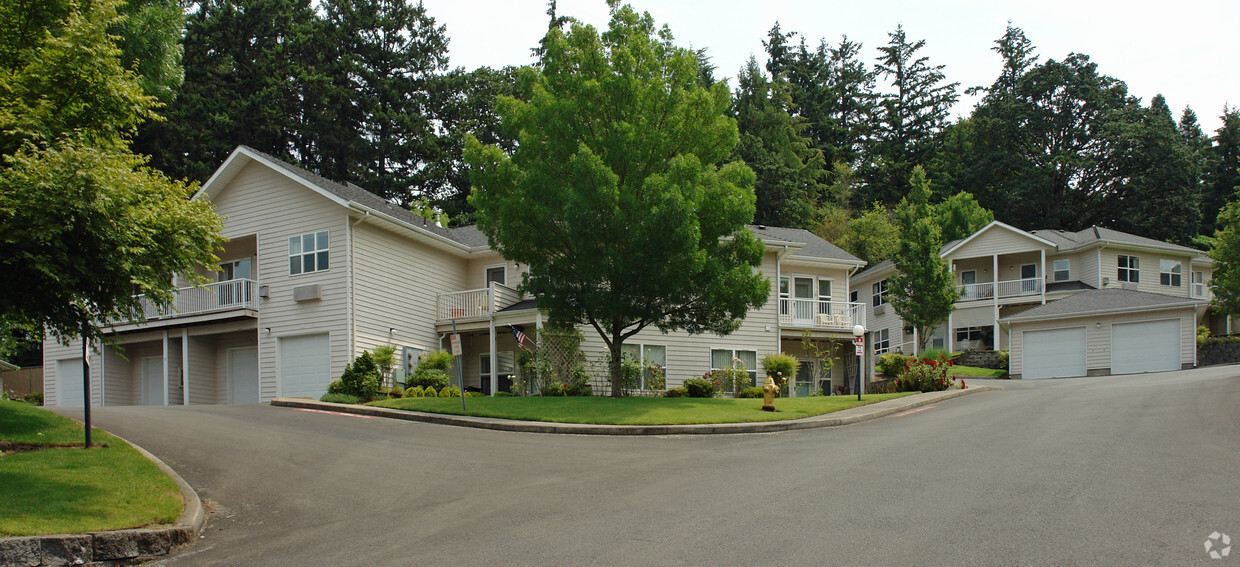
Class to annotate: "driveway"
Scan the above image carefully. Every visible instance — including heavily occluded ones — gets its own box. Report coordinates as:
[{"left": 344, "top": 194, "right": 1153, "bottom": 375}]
[{"left": 54, "top": 365, "right": 1240, "bottom": 566}]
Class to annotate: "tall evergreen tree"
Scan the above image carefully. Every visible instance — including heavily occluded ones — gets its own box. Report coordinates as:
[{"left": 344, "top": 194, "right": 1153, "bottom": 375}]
[
  {"left": 730, "top": 57, "right": 827, "bottom": 228},
  {"left": 827, "top": 36, "right": 876, "bottom": 169},
  {"left": 970, "top": 21, "right": 1037, "bottom": 101},
  {"left": 868, "top": 25, "right": 959, "bottom": 206},
  {"left": 1203, "top": 107, "right": 1240, "bottom": 234}
]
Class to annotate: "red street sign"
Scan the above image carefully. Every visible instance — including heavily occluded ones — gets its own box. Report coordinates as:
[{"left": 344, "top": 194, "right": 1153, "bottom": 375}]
[{"left": 854, "top": 337, "right": 864, "bottom": 346}]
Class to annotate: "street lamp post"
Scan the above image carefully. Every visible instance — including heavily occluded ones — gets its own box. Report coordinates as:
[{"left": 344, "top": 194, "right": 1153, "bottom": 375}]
[{"left": 852, "top": 324, "right": 865, "bottom": 401}]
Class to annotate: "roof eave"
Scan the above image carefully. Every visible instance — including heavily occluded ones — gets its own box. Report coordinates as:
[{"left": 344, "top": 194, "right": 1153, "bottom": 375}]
[{"left": 1002, "top": 300, "right": 1204, "bottom": 324}]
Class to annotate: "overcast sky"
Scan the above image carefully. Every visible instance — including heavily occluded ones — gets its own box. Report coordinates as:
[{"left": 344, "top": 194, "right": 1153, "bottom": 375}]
[{"left": 420, "top": 0, "right": 1238, "bottom": 132}]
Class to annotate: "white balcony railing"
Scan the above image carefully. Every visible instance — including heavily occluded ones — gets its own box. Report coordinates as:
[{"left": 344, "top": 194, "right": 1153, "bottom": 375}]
[
  {"left": 958, "top": 277, "right": 1042, "bottom": 302},
  {"left": 438, "top": 283, "right": 523, "bottom": 321},
  {"left": 110, "top": 279, "right": 258, "bottom": 325},
  {"left": 779, "top": 299, "right": 866, "bottom": 331}
]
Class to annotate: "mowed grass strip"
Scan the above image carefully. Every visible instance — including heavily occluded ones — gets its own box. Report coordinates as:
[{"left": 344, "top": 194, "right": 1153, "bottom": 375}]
[
  {"left": 948, "top": 365, "right": 1008, "bottom": 377},
  {"left": 0, "top": 400, "right": 182, "bottom": 537},
  {"left": 369, "top": 392, "right": 916, "bottom": 425}
]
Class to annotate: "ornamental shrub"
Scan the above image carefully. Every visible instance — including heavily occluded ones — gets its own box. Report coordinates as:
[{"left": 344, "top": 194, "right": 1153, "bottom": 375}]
[
  {"left": 416, "top": 350, "right": 454, "bottom": 373},
  {"left": 404, "top": 386, "right": 424, "bottom": 398},
  {"left": 762, "top": 352, "right": 799, "bottom": 379},
  {"left": 25, "top": 391, "right": 42, "bottom": 406},
  {"left": 876, "top": 353, "right": 910, "bottom": 377},
  {"left": 339, "top": 351, "right": 382, "bottom": 400},
  {"left": 423, "top": 386, "right": 437, "bottom": 397},
  {"left": 409, "top": 368, "right": 451, "bottom": 390},
  {"left": 327, "top": 379, "right": 346, "bottom": 394},
  {"left": 683, "top": 378, "right": 716, "bottom": 398},
  {"left": 997, "top": 350, "right": 1010, "bottom": 370},
  {"left": 891, "top": 353, "right": 956, "bottom": 392},
  {"left": 320, "top": 393, "right": 362, "bottom": 404},
  {"left": 438, "top": 386, "right": 461, "bottom": 398},
  {"left": 663, "top": 387, "right": 688, "bottom": 398},
  {"left": 389, "top": 387, "right": 403, "bottom": 398},
  {"left": 736, "top": 386, "right": 764, "bottom": 399}
]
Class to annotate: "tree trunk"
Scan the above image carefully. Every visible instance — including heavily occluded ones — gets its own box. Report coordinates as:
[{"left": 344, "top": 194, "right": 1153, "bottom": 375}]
[{"left": 609, "top": 338, "right": 624, "bottom": 398}]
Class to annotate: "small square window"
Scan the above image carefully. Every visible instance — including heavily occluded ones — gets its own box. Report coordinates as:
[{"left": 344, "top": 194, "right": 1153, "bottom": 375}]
[
  {"left": 1053, "top": 259, "right": 1070, "bottom": 282},
  {"left": 1159, "top": 259, "right": 1182, "bottom": 287},
  {"left": 1118, "top": 255, "right": 1139, "bottom": 283},
  {"left": 290, "top": 230, "right": 329, "bottom": 275}
]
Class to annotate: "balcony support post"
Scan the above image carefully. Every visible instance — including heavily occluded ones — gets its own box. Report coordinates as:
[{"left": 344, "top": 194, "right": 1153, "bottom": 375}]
[
  {"left": 1040, "top": 248, "right": 1047, "bottom": 305},
  {"left": 993, "top": 254, "right": 1000, "bottom": 352},
  {"left": 162, "top": 330, "right": 170, "bottom": 406},
  {"left": 182, "top": 328, "right": 190, "bottom": 406}
]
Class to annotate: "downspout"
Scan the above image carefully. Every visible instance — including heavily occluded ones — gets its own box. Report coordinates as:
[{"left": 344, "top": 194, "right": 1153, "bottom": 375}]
[
  {"left": 1097, "top": 244, "right": 1106, "bottom": 289},
  {"left": 347, "top": 211, "right": 371, "bottom": 359}
]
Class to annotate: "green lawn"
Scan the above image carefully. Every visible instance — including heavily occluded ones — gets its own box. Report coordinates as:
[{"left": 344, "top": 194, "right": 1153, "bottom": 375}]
[
  {"left": 369, "top": 392, "right": 917, "bottom": 425},
  {"left": 949, "top": 365, "right": 1009, "bottom": 378},
  {"left": 0, "top": 400, "right": 183, "bottom": 537}
]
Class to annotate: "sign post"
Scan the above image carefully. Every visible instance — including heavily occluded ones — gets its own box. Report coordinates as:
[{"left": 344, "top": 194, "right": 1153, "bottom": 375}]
[
  {"left": 450, "top": 320, "right": 464, "bottom": 411},
  {"left": 852, "top": 326, "right": 865, "bottom": 402}
]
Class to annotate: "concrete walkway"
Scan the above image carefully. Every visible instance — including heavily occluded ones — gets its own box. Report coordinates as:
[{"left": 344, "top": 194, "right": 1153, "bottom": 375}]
[{"left": 272, "top": 384, "right": 1000, "bottom": 435}]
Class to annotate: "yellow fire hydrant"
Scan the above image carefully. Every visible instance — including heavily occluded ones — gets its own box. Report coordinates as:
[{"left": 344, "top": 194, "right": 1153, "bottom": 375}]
[{"left": 762, "top": 375, "right": 778, "bottom": 412}]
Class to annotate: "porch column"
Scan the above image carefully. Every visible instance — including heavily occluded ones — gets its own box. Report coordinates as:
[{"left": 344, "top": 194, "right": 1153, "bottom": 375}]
[
  {"left": 912, "top": 328, "right": 918, "bottom": 356},
  {"left": 488, "top": 317, "right": 498, "bottom": 396},
  {"left": 162, "top": 330, "right": 170, "bottom": 406},
  {"left": 993, "top": 254, "right": 1000, "bottom": 352},
  {"left": 182, "top": 328, "right": 190, "bottom": 406},
  {"left": 947, "top": 311, "right": 953, "bottom": 352},
  {"left": 1040, "top": 248, "right": 1047, "bottom": 305}
]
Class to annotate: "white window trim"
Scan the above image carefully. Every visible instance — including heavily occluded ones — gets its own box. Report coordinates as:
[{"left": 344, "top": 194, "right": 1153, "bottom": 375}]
[
  {"left": 1052, "top": 259, "right": 1070, "bottom": 282},
  {"left": 874, "top": 329, "right": 892, "bottom": 355},
  {"left": 484, "top": 263, "right": 507, "bottom": 287},
  {"left": 289, "top": 230, "right": 329, "bottom": 276},
  {"left": 872, "top": 279, "right": 889, "bottom": 307},
  {"left": 960, "top": 270, "right": 977, "bottom": 285},
  {"left": 1118, "top": 254, "right": 1139, "bottom": 283},
  {"left": 623, "top": 343, "right": 667, "bottom": 390},
  {"left": 1159, "top": 259, "right": 1182, "bottom": 287},
  {"left": 709, "top": 347, "right": 759, "bottom": 389}
]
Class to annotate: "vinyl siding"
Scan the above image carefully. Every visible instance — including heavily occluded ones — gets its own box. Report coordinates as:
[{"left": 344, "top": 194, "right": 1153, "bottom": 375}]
[
  {"left": 465, "top": 256, "right": 522, "bottom": 291},
  {"left": 43, "top": 340, "right": 103, "bottom": 407},
  {"left": 209, "top": 331, "right": 257, "bottom": 404},
  {"left": 1048, "top": 251, "right": 1094, "bottom": 287},
  {"left": 947, "top": 227, "right": 1051, "bottom": 259},
  {"left": 352, "top": 221, "right": 467, "bottom": 357},
  {"left": 187, "top": 336, "right": 216, "bottom": 404},
  {"left": 1009, "top": 308, "right": 1195, "bottom": 376},
  {"left": 211, "top": 161, "right": 350, "bottom": 402},
  {"left": 1098, "top": 249, "right": 1196, "bottom": 298}
]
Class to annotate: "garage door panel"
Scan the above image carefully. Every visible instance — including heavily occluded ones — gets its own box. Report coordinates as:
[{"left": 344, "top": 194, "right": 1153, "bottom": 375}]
[
  {"left": 280, "top": 334, "right": 330, "bottom": 399},
  {"left": 55, "top": 358, "right": 85, "bottom": 407},
  {"left": 1112, "top": 319, "right": 1180, "bottom": 375},
  {"left": 1023, "top": 327, "right": 1086, "bottom": 379}
]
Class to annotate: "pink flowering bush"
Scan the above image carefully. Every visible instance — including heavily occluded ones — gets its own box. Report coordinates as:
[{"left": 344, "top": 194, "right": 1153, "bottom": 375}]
[{"left": 887, "top": 353, "right": 957, "bottom": 392}]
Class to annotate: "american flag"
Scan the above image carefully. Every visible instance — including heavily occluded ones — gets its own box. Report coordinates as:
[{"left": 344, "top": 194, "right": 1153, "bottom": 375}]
[{"left": 510, "top": 325, "right": 529, "bottom": 351}]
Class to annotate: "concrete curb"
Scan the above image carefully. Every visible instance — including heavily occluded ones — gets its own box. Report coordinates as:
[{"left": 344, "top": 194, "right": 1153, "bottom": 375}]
[
  {"left": 0, "top": 434, "right": 206, "bottom": 567},
  {"left": 273, "top": 385, "right": 1000, "bottom": 436}
]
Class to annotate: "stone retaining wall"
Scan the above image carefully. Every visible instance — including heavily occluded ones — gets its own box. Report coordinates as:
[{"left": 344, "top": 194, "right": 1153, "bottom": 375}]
[
  {"left": 1199, "top": 342, "right": 1240, "bottom": 367},
  {"left": 954, "top": 350, "right": 1005, "bottom": 369},
  {"left": 0, "top": 527, "right": 194, "bottom": 566}
]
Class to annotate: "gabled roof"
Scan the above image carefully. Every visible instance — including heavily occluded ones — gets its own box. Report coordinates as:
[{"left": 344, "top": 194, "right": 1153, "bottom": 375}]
[
  {"left": 1030, "top": 226, "right": 1206, "bottom": 257},
  {"left": 747, "top": 225, "right": 863, "bottom": 265},
  {"left": 1000, "top": 289, "right": 1203, "bottom": 323},
  {"left": 0, "top": 360, "right": 17, "bottom": 371},
  {"left": 851, "top": 259, "right": 895, "bottom": 284},
  {"left": 940, "top": 220, "right": 1057, "bottom": 257}
]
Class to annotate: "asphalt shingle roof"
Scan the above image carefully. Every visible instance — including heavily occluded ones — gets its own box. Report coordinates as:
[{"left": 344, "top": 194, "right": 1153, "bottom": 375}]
[
  {"left": 746, "top": 225, "right": 862, "bottom": 264},
  {"left": 1000, "top": 289, "right": 1202, "bottom": 322},
  {"left": 1030, "top": 226, "right": 1205, "bottom": 256}
]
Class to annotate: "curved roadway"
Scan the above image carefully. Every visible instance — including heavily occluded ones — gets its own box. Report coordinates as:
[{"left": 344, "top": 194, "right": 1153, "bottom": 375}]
[{"left": 55, "top": 365, "right": 1239, "bottom": 566}]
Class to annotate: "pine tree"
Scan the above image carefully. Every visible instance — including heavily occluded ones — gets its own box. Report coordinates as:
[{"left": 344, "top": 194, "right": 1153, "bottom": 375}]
[
  {"left": 1203, "top": 107, "right": 1240, "bottom": 234},
  {"left": 868, "top": 25, "right": 959, "bottom": 206}
]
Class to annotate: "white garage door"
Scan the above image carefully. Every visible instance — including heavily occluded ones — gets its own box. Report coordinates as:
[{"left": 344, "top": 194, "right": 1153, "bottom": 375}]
[
  {"left": 1023, "top": 327, "right": 1087, "bottom": 379},
  {"left": 55, "top": 358, "right": 85, "bottom": 407},
  {"left": 280, "top": 334, "right": 331, "bottom": 398},
  {"left": 1112, "top": 319, "right": 1181, "bottom": 375}
]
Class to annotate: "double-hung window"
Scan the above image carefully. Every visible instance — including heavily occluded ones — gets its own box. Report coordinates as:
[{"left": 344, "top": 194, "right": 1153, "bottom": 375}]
[
  {"left": 710, "top": 349, "right": 757, "bottom": 390},
  {"left": 1159, "top": 259, "right": 1182, "bottom": 287},
  {"left": 1117, "top": 255, "right": 1139, "bottom": 283},
  {"left": 1192, "top": 271, "right": 1206, "bottom": 298},
  {"left": 874, "top": 329, "right": 891, "bottom": 355},
  {"left": 290, "top": 231, "right": 329, "bottom": 275},
  {"left": 872, "top": 280, "right": 888, "bottom": 307},
  {"left": 621, "top": 344, "right": 667, "bottom": 390},
  {"left": 1053, "top": 259, "right": 1070, "bottom": 282}
]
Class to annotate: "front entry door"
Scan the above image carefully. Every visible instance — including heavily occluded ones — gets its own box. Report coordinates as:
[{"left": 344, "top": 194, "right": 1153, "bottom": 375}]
[
  {"left": 792, "top": 277, "right": 814, "bottom": 323},
  {"left": 1021, "top": 264, "right": 1038, "bottom": 294}
]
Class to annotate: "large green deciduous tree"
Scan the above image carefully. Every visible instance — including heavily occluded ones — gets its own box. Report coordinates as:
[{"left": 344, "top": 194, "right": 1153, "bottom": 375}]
[
  {"left": 466, "top": 1, "right": 768, "bottom": 396},
  {"left": 889, "top": 166, "right": 956, "bottom": 351},
  {"left": 0, "top": 0, "right": 223, "bottom": 347}
]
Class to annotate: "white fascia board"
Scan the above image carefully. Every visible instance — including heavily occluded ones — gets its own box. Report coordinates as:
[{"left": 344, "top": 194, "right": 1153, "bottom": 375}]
[
  {"left": 347, "top": 204, "right": 471, "bottom": 256},
  {"left": 940, "top": 220, "right": 1058, "bottom": 257},
  {"left": 1002, "top": 300, "right": 1203, "bottom": 324}
]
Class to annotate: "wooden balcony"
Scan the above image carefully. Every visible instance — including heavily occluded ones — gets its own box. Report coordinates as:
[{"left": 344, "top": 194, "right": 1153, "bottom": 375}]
[
  {"left": 437, "top": 283, "right": 524, "bottom": 321},
  {"left": 778, "top": 299, "right": 866, "bottom": 331},
  {"left": 958, "top": 277, "right": 1042, "bottom": 303},
  {"left": 106, "top": 279, "right": 258, "bottom": 327}
]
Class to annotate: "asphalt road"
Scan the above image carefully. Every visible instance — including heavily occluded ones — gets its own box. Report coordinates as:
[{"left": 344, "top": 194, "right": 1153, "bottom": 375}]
[{"left": 54, "top": 365, "right": 1240, "bottom": 566}]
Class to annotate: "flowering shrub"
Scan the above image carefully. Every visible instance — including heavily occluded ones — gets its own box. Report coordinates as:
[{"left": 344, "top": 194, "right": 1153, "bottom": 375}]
[
  {"left": 888, "top": 353, "right": 957, "bottom": 392},
  {"left": 646, "top": 363, "right": 666, "bottom": 391},
  {"left": 683, "top": 378, "right": 717, "bottom": 398}
]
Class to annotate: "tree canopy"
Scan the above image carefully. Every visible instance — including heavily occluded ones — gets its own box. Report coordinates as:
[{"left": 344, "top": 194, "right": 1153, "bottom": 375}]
[
  {"left": 889, "top": 166, "right": 956, "bottom": 351},
  {"left": 0, "top": 0, "right": 223, "bottom": 348},
  {"left": 466, "top": 1, "right": 768, "bottom": 396}
]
